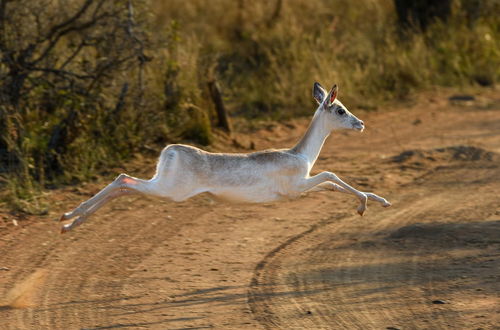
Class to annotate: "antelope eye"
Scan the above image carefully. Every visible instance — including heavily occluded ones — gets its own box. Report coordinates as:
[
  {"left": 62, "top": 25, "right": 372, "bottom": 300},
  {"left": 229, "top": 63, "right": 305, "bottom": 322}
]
[{"left": 337, "top": 108, "right": 346, "bottom": 115}]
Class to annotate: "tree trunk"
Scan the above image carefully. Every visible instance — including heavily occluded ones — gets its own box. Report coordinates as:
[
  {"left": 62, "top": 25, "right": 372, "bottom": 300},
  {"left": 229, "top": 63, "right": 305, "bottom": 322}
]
[{"left": 207, "top": 79, "right": 231, "bottom": 133}]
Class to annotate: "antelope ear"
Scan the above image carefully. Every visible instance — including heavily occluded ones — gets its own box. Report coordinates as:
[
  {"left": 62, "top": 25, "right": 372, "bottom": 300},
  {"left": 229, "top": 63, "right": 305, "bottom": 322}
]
[
  {"left": 327, "top": 84, "right": 338, "bottom": 106},
  {"left": 313, "top": 82, "right": 327, "bottom": 105}
]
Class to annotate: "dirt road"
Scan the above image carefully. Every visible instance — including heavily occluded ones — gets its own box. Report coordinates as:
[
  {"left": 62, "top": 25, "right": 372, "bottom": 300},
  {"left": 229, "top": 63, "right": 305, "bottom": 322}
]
[{"left": 1, "top": 90, "right": 499, "bottom": 329}]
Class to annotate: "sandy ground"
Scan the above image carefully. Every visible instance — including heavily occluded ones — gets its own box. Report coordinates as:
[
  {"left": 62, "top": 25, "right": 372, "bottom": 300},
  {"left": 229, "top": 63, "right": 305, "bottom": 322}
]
[{"left": 0, "top": 89, "right": 499, "bottom": 329}]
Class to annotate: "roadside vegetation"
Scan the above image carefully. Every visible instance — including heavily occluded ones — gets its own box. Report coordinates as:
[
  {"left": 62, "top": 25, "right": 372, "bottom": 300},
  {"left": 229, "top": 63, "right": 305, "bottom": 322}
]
[{"left": 1, "top": 0, "right": 499, "bottom": 213}]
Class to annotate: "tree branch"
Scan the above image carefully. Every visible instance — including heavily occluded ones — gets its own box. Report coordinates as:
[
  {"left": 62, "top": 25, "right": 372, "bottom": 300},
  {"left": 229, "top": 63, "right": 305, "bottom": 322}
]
[
  {"left": 59, "top": 39, "right": 87, "bottom": 70},
  {"left": 46, "top": 0, "right": 94, "bottom": 39},
  {"left": 32, "top": 9, "right": 113, "bottom": 65},
  {"left": 29, "top": 67, "right": 95, "bottom": 80}
]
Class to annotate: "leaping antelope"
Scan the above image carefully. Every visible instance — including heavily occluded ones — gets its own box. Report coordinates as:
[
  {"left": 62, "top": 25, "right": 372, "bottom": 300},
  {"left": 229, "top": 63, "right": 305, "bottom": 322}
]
[{"left": 60, "top": 82, "right": 391, "bottom": 233}]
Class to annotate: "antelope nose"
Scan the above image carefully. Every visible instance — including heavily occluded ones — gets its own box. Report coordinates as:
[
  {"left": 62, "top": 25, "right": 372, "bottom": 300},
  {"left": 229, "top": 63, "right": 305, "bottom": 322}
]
[{"left": 359, "top": 120, "right": 364, "bottom": 127}]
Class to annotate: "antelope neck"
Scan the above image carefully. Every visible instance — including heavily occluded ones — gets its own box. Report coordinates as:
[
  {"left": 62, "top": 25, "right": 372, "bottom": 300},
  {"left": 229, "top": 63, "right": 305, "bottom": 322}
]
[{"left": 292, "top": 109, "right": 331, "bottom": 166}]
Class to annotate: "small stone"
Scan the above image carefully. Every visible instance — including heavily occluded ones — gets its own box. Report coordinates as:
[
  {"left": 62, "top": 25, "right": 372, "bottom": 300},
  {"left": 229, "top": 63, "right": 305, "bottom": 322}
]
[
  {"left": 306, "top": 310, "right": 312, "bottom": 315},
  {"left": 432, "top": 300, "right": 446, "bottom": 304},
  {"left": 210, "top": 268, "right": 218, "bottom": 271},
  {"left": 386, "top": 327, "right": 401, "bottom": 330}
]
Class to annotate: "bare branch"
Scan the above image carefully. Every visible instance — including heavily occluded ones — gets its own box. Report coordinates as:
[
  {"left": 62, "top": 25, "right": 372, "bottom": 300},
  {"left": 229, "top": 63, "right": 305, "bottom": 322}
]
[
  {"left": 29, "top": 67, "right": 95, "bottom": 80},
  {"left": 46, "top": 0, "right": 94, "bottom": 39},
  {"left": 126, "top": 0, "right": 149, "bottom": 104},
  {"left": 32, "top": 11, "right": 113, "bottom": 65},
  {"left": 112, "top": 82, "right": 129, "bottom": 118},
  {"left": 59, "top": 39, "right": 87, "bottom": 70}
]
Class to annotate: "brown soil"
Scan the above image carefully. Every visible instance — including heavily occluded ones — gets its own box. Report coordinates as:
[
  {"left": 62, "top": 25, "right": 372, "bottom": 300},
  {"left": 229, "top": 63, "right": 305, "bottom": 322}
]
[{"left": 1, "top": 89, "right": 499, "bottom": 329}]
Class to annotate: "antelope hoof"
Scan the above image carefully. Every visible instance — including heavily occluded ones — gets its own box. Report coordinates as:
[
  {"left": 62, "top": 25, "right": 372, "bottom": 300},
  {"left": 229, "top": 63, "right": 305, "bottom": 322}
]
[
  {"left": 60, "top": 224, "right": 71, "bottom": 234},
  {"left": 357, "top": 205, "right": 366, "bottom": 216},
  {"left": 59, "top": 212, "right": 74, "bottom": 222},
  {"left": 382, "top": 200, "right": 392, "bottom": 208}
]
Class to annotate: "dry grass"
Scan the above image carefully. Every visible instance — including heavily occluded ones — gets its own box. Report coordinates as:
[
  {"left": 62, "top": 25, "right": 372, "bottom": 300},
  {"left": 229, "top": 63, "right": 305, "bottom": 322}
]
[{"left": 151, "top": 0, "right": 499, "bottom": 116}]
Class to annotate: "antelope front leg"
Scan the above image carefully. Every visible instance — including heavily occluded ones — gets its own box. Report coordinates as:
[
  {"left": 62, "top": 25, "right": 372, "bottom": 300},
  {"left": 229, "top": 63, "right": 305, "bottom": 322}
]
[
  {"left": 308, "top": 182, "right": 391, "bottom": 208},
  {"left": 302, "top": 172, "right": 374, "bottom": 215}
]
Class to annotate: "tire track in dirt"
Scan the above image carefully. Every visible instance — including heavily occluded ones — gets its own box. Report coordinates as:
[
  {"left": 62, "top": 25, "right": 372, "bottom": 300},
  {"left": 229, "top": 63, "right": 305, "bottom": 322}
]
[
  {"left": 248, "top": 162, "right": 500, "bottom": 329},
  {"left": 247, "top": 214, "right": 338, "bottom": 327},
  {"left": 0, "top": 197, "right": 189, "bottom": 329}
]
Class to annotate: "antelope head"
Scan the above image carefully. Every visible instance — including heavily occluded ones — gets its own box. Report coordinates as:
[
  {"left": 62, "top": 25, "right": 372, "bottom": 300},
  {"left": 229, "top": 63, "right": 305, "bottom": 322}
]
[{"left": 313, "top": 82, "right": 364, "bottom": 132}]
